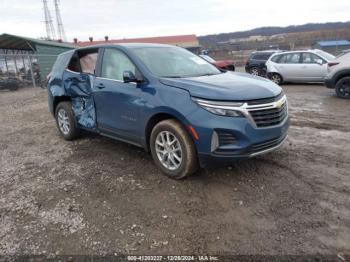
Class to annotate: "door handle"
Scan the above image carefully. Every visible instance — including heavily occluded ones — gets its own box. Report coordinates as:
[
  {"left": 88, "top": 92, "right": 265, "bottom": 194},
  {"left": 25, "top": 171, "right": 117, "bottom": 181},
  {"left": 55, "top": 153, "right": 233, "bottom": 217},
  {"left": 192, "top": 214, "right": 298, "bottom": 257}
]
[{"left": 96, "top": 83, "right": 105, "bottom": 89}]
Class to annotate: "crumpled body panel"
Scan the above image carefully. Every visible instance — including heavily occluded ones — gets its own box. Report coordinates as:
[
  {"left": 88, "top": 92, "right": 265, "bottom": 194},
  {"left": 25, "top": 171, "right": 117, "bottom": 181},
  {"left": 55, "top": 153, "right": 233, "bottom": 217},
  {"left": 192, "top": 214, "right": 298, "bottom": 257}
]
[{"left": 63, "top": 71, "right": 96, "bottom": 129}]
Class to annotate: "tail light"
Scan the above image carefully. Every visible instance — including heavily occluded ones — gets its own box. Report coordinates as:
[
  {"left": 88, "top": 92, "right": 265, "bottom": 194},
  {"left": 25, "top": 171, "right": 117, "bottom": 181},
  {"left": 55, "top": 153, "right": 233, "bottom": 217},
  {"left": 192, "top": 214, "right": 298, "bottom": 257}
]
[
  {"left": 328, "top": 62, "right": 339, "bottom": 67},
  {"left": 245, "top": 59, "right": 249, "bottom": 65}
]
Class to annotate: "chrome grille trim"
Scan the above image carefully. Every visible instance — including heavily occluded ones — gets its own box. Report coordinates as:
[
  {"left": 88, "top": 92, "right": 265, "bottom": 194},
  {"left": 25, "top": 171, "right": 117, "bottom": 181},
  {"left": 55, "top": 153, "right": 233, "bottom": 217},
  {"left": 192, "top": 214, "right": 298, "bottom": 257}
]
[{"left": 193, "top": 94, "right": 288, "bottom": 128}]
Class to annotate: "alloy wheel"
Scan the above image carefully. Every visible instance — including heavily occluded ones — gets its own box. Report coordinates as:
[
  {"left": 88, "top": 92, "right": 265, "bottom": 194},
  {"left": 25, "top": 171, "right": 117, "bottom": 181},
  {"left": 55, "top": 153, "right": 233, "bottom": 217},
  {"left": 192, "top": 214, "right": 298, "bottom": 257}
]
[
  {"left": 155, "top": 131, "right": 182, "bottom": 171},
  {"left": 338, "top": 80, "right": 350, "bottom": 98},
  {"left": 57, "top": 108, "right": 70, "bottom": 135},
  {"left": 271, "top": 74, "right": 281, "bottom": 85},
  {"left": 250, "top": 68, "right": 260, "bottom": 76}
]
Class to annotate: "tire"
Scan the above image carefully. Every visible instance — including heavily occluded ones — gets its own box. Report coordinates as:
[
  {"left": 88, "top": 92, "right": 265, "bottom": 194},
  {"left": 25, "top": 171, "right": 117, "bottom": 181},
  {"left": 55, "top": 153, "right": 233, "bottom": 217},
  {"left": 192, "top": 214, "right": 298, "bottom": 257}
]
[
  {"left": 270, "top": 73, "right": 283, "bottom": 85},
  {"left": 335, "top": 76, "right": 350, "bottom": 99},
  {"left": 249, "top": 67, "right": 261, "bottom": 76},
  {"left": 55, "top": 101, "right": 80, "bottom": 140},
  {"left": 150, "top": 119, "right": 199, "bottom": 179}
]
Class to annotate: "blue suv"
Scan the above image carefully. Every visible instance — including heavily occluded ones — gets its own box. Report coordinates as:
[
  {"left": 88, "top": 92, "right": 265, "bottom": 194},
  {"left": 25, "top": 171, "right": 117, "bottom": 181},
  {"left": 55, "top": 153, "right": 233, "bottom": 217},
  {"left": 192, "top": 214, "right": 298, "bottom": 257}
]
[{"left": 48, "top": 44, "right": 289, "bottom": 179}]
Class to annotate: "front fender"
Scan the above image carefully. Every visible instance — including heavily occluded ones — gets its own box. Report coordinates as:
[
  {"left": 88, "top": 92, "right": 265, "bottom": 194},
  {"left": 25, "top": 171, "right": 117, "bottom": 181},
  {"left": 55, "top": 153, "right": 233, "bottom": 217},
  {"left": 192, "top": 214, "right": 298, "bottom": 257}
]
[{"left": 333, "top": 68, "right": 350, "bottom": 85}]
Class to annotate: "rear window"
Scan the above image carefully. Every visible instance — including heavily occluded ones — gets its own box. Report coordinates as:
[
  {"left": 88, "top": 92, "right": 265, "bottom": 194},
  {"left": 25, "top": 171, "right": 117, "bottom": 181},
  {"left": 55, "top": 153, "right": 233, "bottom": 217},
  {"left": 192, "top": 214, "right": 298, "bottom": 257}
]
[
  {"left": 251, "top": 53, "right": 272, "bottom": 60},
  {"left": 52, "top": 51, "right": 74, "bottom": 74},
  {"left": 270, "top": 54, "right": 281, "bottom": 63}
]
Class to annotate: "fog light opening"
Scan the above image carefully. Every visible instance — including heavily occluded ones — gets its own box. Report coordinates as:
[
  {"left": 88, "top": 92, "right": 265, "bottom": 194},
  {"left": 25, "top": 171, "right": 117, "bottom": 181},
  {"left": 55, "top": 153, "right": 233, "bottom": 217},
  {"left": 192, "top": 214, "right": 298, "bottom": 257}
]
[{"left": 211, "top": 131, "right": 219, "bottom": 152}]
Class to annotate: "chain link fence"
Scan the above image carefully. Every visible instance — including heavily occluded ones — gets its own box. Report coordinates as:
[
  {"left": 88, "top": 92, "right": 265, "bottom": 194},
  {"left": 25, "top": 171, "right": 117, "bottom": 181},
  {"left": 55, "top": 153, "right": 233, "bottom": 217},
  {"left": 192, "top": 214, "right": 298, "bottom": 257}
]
[{"left": 0, "top": 53, "right": 57, "bottom": 91}]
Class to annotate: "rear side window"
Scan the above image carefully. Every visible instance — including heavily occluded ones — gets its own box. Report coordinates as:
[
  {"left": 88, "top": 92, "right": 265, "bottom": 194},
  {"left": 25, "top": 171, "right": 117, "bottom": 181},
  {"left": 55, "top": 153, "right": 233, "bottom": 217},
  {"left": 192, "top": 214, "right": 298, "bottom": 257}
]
[
  {"left": 101, "top": 49, "right": 136, "bottom": 81},
  {"left": 279, "top": 53, "right": 301, "bottom": 64},
  {"left": 67, "top": 49, "right": 99, "bottom": 74},
  {"left": 80, "top": 53, "right": 98, "bottom": 74}
]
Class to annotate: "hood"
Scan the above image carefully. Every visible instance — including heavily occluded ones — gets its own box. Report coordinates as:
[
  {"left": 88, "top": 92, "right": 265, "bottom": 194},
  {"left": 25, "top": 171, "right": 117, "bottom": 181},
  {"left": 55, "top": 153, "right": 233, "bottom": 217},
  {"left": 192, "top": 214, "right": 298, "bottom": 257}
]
[{"left": 160, "top": 72, "right": 282, "bottom": 101}]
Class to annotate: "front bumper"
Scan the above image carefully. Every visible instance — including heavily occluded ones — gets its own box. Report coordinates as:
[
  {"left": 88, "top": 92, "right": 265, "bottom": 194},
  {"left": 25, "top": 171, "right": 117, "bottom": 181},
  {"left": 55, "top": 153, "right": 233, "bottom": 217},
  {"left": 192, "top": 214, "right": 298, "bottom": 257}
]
[
  {"left": 198, "top": 132, "right": 288, "bottom": 167},
  {"left": 187, "top": 97, "right": 290, "bottom": 168},
  {"left": 324, "top": 77, "right": 334, "bottom": 89}
]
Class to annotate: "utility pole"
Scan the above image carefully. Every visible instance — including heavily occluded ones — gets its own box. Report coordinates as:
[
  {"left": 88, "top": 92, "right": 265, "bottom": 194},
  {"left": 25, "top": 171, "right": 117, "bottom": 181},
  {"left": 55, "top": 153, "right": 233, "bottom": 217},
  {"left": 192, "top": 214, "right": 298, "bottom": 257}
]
[
  {"left": 53, "top": 0, "right": 67, "bottom": 41},
  {"left": 42, "top": 0, "right": 56, "bottom": 40}
]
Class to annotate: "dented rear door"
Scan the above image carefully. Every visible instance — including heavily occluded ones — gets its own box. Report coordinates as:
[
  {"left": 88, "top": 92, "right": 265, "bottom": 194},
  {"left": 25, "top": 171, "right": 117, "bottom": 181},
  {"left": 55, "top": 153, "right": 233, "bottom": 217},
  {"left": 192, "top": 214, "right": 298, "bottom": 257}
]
[{"left": 63, "top": 69, "right": 96, "bottom": 129}]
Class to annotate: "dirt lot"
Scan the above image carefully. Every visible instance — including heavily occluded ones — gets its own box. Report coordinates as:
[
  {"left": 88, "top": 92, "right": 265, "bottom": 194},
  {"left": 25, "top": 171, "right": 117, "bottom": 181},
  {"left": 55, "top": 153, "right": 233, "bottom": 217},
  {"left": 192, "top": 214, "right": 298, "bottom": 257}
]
[{"left": 0, "top": 83, "right": 349, "bottom": 258}]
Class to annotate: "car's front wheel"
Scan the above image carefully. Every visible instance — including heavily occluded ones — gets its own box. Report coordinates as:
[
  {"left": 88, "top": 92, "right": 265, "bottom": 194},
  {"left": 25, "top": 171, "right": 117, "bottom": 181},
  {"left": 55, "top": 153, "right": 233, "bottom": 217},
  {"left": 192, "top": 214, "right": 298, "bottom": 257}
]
[
  {"left": 335, "top": 77, "right": 350, "bottom": 99},
  {"left": 150, "top": 119, "right": 199, "bottom": 179},
  {"left": 55, "top": 101, "right": 80, "bottom": 140}
]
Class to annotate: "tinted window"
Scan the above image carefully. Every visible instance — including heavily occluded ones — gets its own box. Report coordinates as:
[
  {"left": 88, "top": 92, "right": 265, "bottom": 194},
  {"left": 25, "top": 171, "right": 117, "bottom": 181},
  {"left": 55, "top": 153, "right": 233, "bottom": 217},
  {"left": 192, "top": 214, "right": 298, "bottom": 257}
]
[
  {"left": 101, "top": 49, "right": 136, "bottom": 81},
  {"left": 252, "top": 53, "right": 271, "bottom": 60},
  {"left": 279, "top": 53, "right": 301, "bottom": 64}
]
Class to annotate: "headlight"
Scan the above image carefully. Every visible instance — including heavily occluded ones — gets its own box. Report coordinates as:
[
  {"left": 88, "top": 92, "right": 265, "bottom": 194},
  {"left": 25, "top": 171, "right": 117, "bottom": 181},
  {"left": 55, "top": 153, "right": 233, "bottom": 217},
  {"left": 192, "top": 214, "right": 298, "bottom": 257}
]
[{"left": 192, "top": 97, "right": 244, "bottom": 117}]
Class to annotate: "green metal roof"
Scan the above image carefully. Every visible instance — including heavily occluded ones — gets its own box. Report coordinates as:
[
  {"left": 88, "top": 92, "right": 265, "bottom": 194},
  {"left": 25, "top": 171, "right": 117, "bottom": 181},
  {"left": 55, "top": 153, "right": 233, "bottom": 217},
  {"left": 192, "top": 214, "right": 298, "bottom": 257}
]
[{"left": 0, "top": 33, "right": 74, "bottom": 51}]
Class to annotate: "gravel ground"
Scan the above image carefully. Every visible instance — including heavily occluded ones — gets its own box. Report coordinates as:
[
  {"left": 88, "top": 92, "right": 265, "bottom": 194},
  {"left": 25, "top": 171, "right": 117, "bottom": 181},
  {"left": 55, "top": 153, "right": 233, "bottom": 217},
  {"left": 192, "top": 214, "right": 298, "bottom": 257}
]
[{"left": 0, "top": 83, "right": 349, "bottom": 258}]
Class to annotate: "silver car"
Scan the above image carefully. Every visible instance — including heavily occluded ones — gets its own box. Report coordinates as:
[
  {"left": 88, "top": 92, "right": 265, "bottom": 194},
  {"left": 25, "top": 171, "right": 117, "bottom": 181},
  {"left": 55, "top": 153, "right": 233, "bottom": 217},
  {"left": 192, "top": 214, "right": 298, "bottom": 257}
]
[{"left": 266, "top": 50, "right": 335, "bottom": 84}]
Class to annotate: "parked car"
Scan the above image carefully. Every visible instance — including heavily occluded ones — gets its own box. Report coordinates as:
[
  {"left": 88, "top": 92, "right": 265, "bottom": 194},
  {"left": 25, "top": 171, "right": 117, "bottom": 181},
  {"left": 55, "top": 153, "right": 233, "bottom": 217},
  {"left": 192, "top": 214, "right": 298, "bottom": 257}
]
[
  {"left": 266, "top": 50, "right": 335, "bottom": 85},
  {"left": 199, "top": 54, "right": 235, "bottom": 71},
  {"left": 324, "top": 51, "right": 350, "bottom": 99},
  {"left": 245, "top": 50, "right": 281, "bottom": 76},
  {"left": 0, "top": 77, "right": 19, "bottom": 91},
  {"left": 47, "top": 44, "right": 289, "bottom": 179}
]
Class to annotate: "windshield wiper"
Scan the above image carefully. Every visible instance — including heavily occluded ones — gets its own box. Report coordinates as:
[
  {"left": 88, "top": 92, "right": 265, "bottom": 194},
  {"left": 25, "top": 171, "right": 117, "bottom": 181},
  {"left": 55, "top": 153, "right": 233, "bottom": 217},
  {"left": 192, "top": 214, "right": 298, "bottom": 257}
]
[
  {"left": 162, "top": 76, "right": 183, "bottom": 78},
  {"left": 196, "top": 73, "right": 220, "bottom": 77}
]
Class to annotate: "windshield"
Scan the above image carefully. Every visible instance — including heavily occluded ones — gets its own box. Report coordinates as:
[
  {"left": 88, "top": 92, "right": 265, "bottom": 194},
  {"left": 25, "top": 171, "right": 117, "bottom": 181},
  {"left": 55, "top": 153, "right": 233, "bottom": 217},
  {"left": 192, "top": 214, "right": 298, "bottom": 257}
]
[
  {"left": 200, "top": 55, "right": 216, "bottom": 63},
  {"left": 315, "top": 50, "right": 335, "bottom": 61},
  {"left": 132, "top": 46, "right": 221, "bottom": 78}
]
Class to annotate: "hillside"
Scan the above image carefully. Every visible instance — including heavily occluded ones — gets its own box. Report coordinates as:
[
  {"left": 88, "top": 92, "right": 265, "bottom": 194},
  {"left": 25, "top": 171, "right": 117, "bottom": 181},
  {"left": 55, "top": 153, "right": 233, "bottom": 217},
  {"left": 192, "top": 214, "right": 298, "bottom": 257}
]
[{"left": 199, "top": 22, "right": 350, "bottom": 47}]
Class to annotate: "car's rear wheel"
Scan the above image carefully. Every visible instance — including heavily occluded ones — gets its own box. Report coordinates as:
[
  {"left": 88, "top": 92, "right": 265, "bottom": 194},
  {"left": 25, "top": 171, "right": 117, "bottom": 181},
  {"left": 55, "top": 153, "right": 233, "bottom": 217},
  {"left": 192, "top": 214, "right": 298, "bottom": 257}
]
[
  {"left": 270, "top": 73, "right": 283, "bottom": 85},
  {"left": 249, "top": 67, "right": 261, "bottom": 76},
  {"left": 55, "top": 101, "right": 80, "bottom": 140},
  {"left": 335, "top": 77, "right": 350, "bottom": 99},
  {"left": 150, "top": 119, "right": 199, "bottom": 179}
]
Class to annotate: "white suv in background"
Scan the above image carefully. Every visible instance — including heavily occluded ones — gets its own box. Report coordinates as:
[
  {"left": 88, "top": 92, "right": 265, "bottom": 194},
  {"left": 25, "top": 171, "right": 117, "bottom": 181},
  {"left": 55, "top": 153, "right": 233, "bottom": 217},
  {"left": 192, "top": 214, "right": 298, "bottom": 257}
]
[
  {"left": 324, "top": 50, "right": 350, "bottom": 99},
  {"left": 266, "top": 50, "right": 335, "bottom": 85}
]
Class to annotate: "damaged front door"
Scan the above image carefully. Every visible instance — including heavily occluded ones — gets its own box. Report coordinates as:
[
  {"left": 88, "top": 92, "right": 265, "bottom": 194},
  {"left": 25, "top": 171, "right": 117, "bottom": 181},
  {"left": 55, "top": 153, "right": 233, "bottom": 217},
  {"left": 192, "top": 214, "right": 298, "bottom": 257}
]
[{"left": 63, "top": 70, "right": 96, "bottom": 129}]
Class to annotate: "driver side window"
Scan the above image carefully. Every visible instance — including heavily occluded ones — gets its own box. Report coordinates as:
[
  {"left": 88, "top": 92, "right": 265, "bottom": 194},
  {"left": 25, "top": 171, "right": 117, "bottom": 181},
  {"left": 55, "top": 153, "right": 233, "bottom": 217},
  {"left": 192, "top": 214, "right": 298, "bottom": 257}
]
[{"left": 101, "top": 49, "right": 136, "bottom": 81}]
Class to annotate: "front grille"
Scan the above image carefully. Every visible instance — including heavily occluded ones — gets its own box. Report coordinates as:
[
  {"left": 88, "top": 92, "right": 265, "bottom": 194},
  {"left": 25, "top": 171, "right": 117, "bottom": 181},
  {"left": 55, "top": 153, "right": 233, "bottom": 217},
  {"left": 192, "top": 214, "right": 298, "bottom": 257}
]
[
  {"left": 217, "top": 131, "right": 236, "bottom": 146},
  {"left": 248, "top": 99, "right": 287, "bottom": 128},
  {"left": 251, "top": 135, "right": 286, "bottom": 153}
]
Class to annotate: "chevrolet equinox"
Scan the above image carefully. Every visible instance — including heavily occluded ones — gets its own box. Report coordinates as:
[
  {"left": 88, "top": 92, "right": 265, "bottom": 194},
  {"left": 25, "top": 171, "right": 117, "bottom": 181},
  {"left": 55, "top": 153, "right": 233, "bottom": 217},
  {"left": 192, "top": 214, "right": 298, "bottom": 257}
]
[{"left": 47, "top": 44, "right": 289, "bottom": 179}]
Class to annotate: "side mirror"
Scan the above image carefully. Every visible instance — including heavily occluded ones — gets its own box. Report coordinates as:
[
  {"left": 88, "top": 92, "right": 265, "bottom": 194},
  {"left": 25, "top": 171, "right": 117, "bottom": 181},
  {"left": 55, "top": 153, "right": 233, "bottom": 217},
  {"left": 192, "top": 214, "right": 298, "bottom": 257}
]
[
  {"left": 315, "top": 59, "right": 323, "bottom": 65},
  {"left": 123, "top": 70, "right": 139, "bottom": 83}
]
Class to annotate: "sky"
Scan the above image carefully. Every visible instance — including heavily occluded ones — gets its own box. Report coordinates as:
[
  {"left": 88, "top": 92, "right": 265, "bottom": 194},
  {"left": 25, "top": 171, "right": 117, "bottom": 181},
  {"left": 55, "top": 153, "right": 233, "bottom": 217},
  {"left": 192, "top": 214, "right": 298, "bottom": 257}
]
[{"left": 0, "top": 0, "right": 349, "bottom": 42}]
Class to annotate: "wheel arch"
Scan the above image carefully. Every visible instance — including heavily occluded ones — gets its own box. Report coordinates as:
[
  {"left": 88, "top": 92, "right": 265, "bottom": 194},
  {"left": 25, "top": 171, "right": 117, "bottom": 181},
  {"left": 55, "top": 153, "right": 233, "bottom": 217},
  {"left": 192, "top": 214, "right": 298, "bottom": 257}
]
[
  {"left": 268, "top": 72, "right": 284, "bottom": 83},
  {"left": 334, "top": 69, "right": 350, "bottom": 86},
  {"left": 53, "top": 95, "right": 71, "bottom": 115},
  {"left": 144, "top": 109, "right": 195, "bottom": 152}
]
